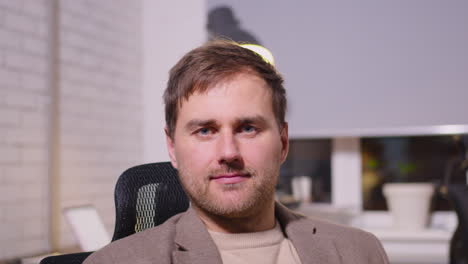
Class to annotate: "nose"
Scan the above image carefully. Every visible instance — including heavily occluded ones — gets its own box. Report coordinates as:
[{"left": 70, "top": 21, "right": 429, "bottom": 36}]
[{"left": 217, "top": 131, "right": 242, "bottom": 165}]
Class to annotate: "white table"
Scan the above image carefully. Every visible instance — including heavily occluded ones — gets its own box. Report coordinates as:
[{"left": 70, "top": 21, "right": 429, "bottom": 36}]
[{"left": 367, "top": 228, "right": 451, "bottom": 264}]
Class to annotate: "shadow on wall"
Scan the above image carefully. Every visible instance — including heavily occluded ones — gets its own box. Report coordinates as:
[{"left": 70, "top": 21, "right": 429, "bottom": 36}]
[{"left": 207, "top": 5, "right": 261, "bottom": 45}]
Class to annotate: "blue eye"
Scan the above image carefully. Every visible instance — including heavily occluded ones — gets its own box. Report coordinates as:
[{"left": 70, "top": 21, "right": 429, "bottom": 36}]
[
  {"left": 199, "top": 128, "right": 210, "bottom": 135},
  {"left": 242, "top": 125, "right": 256, "bottom": 133}
]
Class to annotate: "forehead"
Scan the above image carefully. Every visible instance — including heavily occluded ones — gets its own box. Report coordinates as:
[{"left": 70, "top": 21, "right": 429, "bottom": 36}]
[{"left": 176, "top": 73, "right": 275, "bottom": 124}]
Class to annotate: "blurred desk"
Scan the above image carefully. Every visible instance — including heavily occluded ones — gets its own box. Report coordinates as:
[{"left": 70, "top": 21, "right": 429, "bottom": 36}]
[{"left": 364, "top": 228, "right": 451, "bottom": 264}]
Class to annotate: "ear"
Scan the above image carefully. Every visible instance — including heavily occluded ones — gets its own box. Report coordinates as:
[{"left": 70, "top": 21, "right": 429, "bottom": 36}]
[
  {"left": 279, "top": 122, "right": 289, "bottom": 163},
  {"left": 165, "top": 127, "right": 178, "bottom": 169}
]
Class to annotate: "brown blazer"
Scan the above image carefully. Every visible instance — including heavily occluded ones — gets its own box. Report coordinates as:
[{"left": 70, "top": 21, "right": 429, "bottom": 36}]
[{"left": 84, "top": 203, "right": 389, "bottom": 264}]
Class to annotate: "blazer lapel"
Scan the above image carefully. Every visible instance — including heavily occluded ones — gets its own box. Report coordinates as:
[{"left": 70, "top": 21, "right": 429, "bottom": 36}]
[
  {"left": 172, "top": 208, "right": 223, "bottom": 264},
  {"left": 172, "top": 203, "right": 342, "bottom": 264},
  {"left": 276, "top": 203, "right": 342, "bottom": 264}
]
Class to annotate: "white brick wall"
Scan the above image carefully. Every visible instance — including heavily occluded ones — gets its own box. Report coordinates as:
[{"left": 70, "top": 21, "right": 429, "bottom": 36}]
[
  {"left": 58, "top": 0, "right": 142, "bottom": 248},
  {"left": 0, "top": 0, "right": 142, "bottom": 260},
  {"left": 0, "top": 0, "right": 51, "bottom": 259}
]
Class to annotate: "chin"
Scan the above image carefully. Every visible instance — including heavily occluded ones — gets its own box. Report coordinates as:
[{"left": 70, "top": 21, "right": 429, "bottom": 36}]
[
  {"left": 212, "top": 207, "right": 255, "bottom": 219},
  {"left": 199, "top": 198, "right": 263, "bottom": 219},
  {"left": 188, "top": 184, "right": 275, "bottom": 219}
]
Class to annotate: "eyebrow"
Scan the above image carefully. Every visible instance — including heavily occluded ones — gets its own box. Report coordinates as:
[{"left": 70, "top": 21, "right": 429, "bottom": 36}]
[
  {"left": 185, "top": 119, "right": 217, "bottom": 131},
  {"left": 184, "top": 115, "right": 269, "bottom": 131},
  {"left": 235, "top": 116, "right": 268, "bottom": 127}
]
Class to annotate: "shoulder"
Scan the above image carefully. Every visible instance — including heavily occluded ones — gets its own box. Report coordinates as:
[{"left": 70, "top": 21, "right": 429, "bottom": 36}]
[
  {"left": 304, "top": 217, "right": 389, "bottom": 262},
  {"left": 306, "top": 217, "right": 389, "bottom": 263},
  {"left": 84, "top": 212, "right": 185, "bottom": 264},
  {"left": 308, "top": 216, "right": 380, "bottom": 243},
  {"left": 277, "top": 203, "right": 380, "bottom": 242},
  {"left": 276, "top": 204, "right": 389, "bottom": 263}
]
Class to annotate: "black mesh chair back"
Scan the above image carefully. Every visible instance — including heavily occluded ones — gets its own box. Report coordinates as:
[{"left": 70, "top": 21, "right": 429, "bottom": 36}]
[
  {"left": 112, "top": 162, "right": 190, "bottom": 241},
  {"left": 41, "top": 162, "right": 189, "bottom": 264},
  {"left": 39, "top": 252, "right": 93, "bottom": 264}
]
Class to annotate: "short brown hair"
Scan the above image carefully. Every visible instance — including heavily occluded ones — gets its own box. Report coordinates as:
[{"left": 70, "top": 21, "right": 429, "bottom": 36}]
[{"left": 164, "top": 40, "right": 286, "bottom": 138}]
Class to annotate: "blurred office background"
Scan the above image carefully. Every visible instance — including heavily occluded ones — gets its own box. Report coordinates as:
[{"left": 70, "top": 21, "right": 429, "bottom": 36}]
[{"left": 1, "top": 0, "right": 467, "bottom": 263}]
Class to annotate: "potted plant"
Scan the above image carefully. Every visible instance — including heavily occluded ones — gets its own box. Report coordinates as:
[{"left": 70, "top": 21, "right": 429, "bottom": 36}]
[{"left": 383, "top": 162, "right": 435, "bottom": 230}]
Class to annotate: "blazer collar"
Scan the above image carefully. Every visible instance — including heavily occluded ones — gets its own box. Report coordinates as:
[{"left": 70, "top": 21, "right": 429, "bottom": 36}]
[
  {"left": 275, "top": 203, "right": 342, "bottom": 264},
  {"left": 172, "top": 207, "right": 223, "bottom": 264},
  {"left": 172, "top": 203, "right": 342, "bottom": 264}
]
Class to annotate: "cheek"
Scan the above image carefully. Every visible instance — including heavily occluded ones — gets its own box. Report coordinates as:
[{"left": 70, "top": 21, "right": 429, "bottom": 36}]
[
  {"left": 175, "top": 141, "right": 216, "bottom": 168},
  {"left": 241, "top": 138, "right": 283, "bottom": 166}
]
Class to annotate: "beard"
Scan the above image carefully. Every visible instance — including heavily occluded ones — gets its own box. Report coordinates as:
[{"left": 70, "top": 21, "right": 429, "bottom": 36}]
[{"left": 177, "top": 162, "right": 279, "bottom": 219}]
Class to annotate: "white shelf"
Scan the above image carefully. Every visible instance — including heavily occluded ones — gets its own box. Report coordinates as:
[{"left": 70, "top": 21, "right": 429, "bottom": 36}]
[{"left": 368, "top": 228, "right": 452, "bottom": 241}]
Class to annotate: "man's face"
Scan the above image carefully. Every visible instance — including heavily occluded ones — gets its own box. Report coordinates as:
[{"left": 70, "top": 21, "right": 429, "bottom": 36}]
[{"left": 166, "top": 73, "right": 288, "bottom": 218}]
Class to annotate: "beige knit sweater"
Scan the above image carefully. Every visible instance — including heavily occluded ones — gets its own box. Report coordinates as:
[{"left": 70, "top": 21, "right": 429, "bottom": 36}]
[{"left": 208, "top": 222, "right": 302, "bottom": 264}]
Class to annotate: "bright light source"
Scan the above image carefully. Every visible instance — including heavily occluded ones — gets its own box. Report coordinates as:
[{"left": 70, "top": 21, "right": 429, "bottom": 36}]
[
  {"left": 433, "top": 125, "right": 468, "bottom": 135},
  {"left": 240, "top": 44, "right": 275, "bottom": 65}
]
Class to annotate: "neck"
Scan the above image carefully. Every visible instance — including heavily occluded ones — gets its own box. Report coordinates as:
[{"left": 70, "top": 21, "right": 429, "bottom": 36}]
[{"left": 194, "top": 200, "right": 276, "bottom": 233}]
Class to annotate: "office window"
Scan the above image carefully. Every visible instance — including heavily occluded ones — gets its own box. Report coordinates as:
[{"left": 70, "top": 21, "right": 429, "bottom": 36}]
[
  {"left": 361, "top": 135, "right": 467, "bottom": 211},
  {"left": 279, "top": 139, "right": 332, "bottom": 204}
]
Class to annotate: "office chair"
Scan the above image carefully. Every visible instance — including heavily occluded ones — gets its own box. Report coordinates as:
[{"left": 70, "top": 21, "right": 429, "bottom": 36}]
[
  {"left": 40, "top": 162, "right": 190, "bottom": 264},
  {"left": 447, "top": 184, "right": 468, "bottom": 264},
  {"left": 443, "top": 136, "right": 468, "bottom": 264},
  {"left": 38, "top": 252, "right": 94, "bottom": 264},
  {"left": 112, "top": 162, "right": 190, "bottom": 241}
]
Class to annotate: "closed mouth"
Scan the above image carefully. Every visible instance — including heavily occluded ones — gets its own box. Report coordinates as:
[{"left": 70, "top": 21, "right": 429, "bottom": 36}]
[{"left": 210, "top": 173, "right": 251, "bottom": 180}]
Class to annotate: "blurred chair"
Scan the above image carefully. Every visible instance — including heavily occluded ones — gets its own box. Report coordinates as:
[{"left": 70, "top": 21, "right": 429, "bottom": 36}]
[
  {"left": 40, "top": 162, "right": 190, "bottom": 264},
  {"left": 442, "top": 136, "right": 468, "bottom": 264},
  {"left": 447, "top": 184, "right": 468, "bottom": 264}
]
